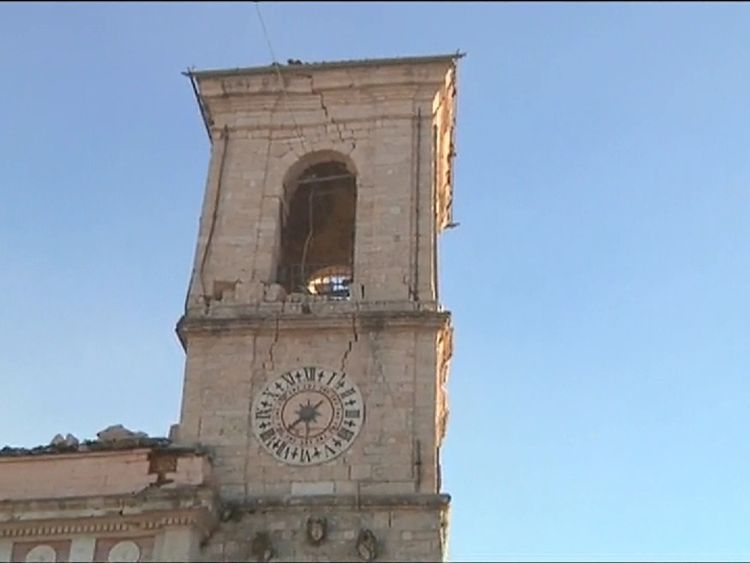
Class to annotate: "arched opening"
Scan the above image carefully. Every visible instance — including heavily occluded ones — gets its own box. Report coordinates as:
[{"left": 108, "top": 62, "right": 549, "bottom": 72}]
[{"left": 277, "top": 159, "right": 356, "bottom": 299}]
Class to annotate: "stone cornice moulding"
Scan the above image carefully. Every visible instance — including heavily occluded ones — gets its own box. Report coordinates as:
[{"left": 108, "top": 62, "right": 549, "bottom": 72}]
[
  {"left": 194, "top": 66, "right": 455, "bottom": 103},
  {"left": 185, "top": 53, "right": 462, "bottom": 80},
  {"left": 0, "top": 488, "right": 218, "bottom": 540},
  {"left": 0, "top": 448, "right": 153, "bottom": 464},
  {"left": 208, "top": 112, "right": 433, "bottom": 135},
  {"left": 177, "top": 309, "right": 451, "bottom": 342},
  {"left": 0, "top": 510, "right": 211, "bottom": 540},
  {"left": 231, "top": 493, "right": 451, "bottom": 512}
]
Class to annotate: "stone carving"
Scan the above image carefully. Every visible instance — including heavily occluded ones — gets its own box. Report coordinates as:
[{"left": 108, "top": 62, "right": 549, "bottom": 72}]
[
  {"left": 250, "top": 531, "right": 274, "bottom": 562},
  {"left": 24, "top": 545, "right": 56, "bottom": 563},
  {"left": 107, "top": 540, "right": 141, "bottom": 563},
  {"left": 356, "top": 528, "right": 378, "bottom": 561},
  {"left": 306, "top": 516, "right": 327, "bottom": 545},
  {"left": 97, "top": 425, "right": 148, "bottom": 443}
]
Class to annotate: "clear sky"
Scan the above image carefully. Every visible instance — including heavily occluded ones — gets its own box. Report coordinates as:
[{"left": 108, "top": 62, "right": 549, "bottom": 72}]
[{"left": 2, "top": 2, "right": 750, "bottom": 561}]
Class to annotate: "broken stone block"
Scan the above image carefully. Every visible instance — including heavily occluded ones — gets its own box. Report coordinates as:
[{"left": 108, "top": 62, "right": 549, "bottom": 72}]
[
  {"left": 96, "top": 424, "right": 148, "bottom": 443},
  {"left": 49, "top": 434, "right": 66, "bottom": 447},
  {"left": 288, "top": 292, "right": 305, "bottom": 303},
  {"left": 263, "top": 283, "right": 287, "bottom": 303},
  {"left": 235, "top": 280, "right": 264, "bottom": 303},
  {"left": 50, "top": 433, "right": 79, "bottom": 449}
]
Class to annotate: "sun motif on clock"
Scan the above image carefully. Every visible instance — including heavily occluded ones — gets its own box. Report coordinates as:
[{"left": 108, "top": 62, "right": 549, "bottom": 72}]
[{"left": 251, "top": 367, "right": 365, "bottom": 466}]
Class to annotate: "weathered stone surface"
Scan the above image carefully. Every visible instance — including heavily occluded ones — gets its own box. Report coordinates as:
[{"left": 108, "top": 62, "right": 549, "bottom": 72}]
[
  {"left": 0, "top": 54, "right": 459, "bottom": 563},
  {"left": 174, "top": 54, "right": 459, "bottom": 562},
  {"left": 96, "top": 424, "right": 148, "bottom": 443}
]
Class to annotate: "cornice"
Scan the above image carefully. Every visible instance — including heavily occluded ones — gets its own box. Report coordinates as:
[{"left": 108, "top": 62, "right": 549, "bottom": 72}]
[
  {"left": 0, "top": 511, "right": 209, "bottom": 539},
  {"left": 230, "top": 493, "right": 451, "bottom": 512},
  {"left": 185, "top": 53, "right": 462, "bottom": 80},
  {"left": 0, "top": 488, "right": 218, "bottom": 539},
  {"left": 176, "top": 308, "right": 450, "bottom": 344}
]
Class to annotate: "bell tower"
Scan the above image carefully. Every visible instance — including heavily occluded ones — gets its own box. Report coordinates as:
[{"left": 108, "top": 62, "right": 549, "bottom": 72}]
[{"left": 176, "top": 54, "right": 460, "bottom": 562}]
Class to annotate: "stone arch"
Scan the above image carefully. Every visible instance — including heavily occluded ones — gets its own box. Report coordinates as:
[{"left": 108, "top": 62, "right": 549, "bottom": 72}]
[{"left": 276, "top": 150, "right": 358, "bottom": 299}]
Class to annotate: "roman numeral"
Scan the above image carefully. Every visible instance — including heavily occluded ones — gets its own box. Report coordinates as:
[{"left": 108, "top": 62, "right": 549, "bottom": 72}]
[
  {"left": 326, "top": 371, "right": 338, "bottom": 385},
  {"left": 337, "top": 428, "right": 354, "bottom": 441},
  {"left": 281, "top": 372, "right": 296, "bottom": 386},
  {"left": 259, "top": 428, "right": 275, "bottom": 443},
  {"left": 344, "top": 409, "right": 360, "bottom": 419},
  {"left": 275, "top": 440, "right": 288, "bottom": 456},
  {"left": 340, "top": 388, "right": 356, "bottom": 399},
  {"left": 324, "top": 444, "right": 336, "bottom": 456},
  {"left": 255, "top": 408, "right": 272, "bottom": 419},
  {"left": 300, "top": 449, "right": 312, "bottom": 463},
  {"left": 304, "top": 367, "right": 316, "bottom": 381},
  {"left": 262, "top": 390, "right": 280, "bottom": 399}
]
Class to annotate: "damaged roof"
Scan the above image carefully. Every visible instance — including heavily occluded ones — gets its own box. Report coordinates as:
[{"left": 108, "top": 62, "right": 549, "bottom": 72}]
[
  {"left": 0, "top": 425, "right": 203, "bottom": 458},
  {"left": 0, "top": 437, "right": 176, "bottom": 458}
]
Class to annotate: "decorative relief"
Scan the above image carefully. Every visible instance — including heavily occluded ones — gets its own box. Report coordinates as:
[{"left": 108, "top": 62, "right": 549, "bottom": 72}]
[
  {"left": 94, "top": 537, "right": 153, "bottom": 563},
  {"left": 305, "top": 516, "right": 327, "bottom": 546},
  {"left": 1, "top": 513, "right": 207, "bottom": 539},
  {"left": 11, "top": 540, "right": 70, "bottom": 563},
  {"left": 356, "top": 528, "right": 378, "bottom": 561},
  {"left": 24, "top": 545, "right": 56, "bottom": 563},
  {"left": 107, "top": 540, "right": 141, "bottom": 563}
]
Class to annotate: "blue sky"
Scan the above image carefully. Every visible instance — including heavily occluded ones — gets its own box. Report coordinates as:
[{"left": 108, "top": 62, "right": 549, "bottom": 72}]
[{"left": 2, "top": 2, "right": 750, "bottom": 561}]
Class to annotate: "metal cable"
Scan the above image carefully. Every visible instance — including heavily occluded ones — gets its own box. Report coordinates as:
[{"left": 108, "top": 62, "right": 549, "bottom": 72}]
[{"left": 254, "top": 2, "right": 310, "bottom": 155}]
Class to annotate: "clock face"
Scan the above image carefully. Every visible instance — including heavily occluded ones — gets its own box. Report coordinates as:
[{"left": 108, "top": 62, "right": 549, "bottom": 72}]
[{"left": 251, "top": 366, "right": 365, "bottom": 466}]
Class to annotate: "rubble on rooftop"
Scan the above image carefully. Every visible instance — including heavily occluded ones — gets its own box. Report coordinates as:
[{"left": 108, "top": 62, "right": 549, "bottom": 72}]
[{"left": 0, "top": 424, "right": 178, "bottom": 457}]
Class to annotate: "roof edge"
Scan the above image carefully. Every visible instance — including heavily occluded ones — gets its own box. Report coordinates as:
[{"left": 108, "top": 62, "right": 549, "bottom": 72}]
[{"left": 183, "top": 52, "right": 465, "bottom": 80}]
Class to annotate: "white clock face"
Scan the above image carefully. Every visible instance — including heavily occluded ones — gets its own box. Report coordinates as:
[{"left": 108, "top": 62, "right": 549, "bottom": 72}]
[{"left": 251, "top": 367, "right": 365, "bottom": 466}]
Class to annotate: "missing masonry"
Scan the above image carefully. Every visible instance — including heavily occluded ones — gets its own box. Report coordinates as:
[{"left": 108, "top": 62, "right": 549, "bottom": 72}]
[{"left": 277, "top": 158, "right": 356, "bottom": 299}]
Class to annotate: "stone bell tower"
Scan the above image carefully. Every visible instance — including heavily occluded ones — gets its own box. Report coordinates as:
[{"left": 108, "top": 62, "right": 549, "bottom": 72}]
[{"left": 175, "top": 53, "right": 460, "bottom": 562}]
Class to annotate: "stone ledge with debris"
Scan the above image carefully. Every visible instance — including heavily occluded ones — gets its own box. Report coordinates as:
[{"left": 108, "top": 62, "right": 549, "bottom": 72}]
[{"left": 0, "top": 424, "right": 197, "bottom": 457}]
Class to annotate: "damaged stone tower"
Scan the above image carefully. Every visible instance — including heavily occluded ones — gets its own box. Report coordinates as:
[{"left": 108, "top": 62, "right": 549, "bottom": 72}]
[{"left": 176, "top": 54, "right": 460, "bottom": 562}]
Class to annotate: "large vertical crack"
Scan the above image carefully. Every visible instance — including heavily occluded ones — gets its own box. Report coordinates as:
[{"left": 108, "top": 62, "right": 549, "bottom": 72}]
[
  {"left": 250, "top": 97, "right": 280, "bottom": 282},
  {"left": 311, "top": 76, "right": 357, "bottom": 152},
  {"left": 265, "top": 314, "right": 281, "bottom": 370},
  {"left": 339, "top": 314, "right": 359, "bottom": 374}
]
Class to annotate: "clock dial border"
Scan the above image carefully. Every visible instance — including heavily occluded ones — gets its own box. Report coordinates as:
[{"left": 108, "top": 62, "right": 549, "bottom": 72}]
[{"left": 251, "top": 366, "right": 365, "bottom": 466}]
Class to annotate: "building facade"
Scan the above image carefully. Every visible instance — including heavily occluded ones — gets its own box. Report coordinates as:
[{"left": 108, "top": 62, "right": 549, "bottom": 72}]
[{"left": 0, "top": 53, "right": 460, "bottom": 563}]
